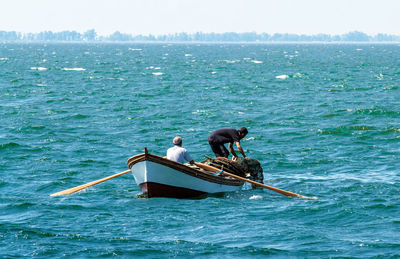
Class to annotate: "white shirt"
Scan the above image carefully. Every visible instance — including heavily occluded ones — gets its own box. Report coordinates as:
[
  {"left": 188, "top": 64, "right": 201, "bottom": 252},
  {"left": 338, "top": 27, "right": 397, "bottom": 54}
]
[{"left": 167, "top": 145, "right": 193, "bottom": 164}]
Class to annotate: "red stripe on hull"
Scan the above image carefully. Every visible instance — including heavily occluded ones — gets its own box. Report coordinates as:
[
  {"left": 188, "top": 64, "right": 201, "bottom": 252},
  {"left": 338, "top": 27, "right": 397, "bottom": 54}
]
[{"left": 139, "top": 182, "right": 208, "bottom": 199}]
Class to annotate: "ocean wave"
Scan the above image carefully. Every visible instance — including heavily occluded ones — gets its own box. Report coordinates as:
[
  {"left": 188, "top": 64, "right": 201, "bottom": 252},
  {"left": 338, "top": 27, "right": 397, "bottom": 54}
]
[
  {"left": 275, "top": 73, "right": 304, "bottom": 79},
  {"left": 27, "top": 125, "right": 45, "bottom": 130},
  {"left": 146, "top": 66, "right": 161, "bottom": 70},
  {"left": 317, "top": 125, "right": 377, "bottom": 135},
  {"left": 222, "top": 60, "right": 239, "bottom": 64},
  {"left": 0, "top": 180, "right": 8, "bottom": 188},
  {"left": 355, "top": 108, "right": 400, "bottom": 116},
  {"left": 5, "top": 202, "right": 36, "bottom": 209},
  {"left": 249, "top": 195, "right": 263, "bottom": 200},
  {"left": 30, "top": 67, "right": 47, "bottom": 71},
  {"left": 276, "top": 74, "right": 289, "bottom": 79},
  {"left": 384, "top": 128, "right": 400, "bottom": 133},
  {"left": 62, "top": 68, "right": 86, "bottom": 71},
  {"left": 348, "top": 125, "right": 376, "bottom": 131},
  {"left": 70, "top": 114, "right": 89, "bottom": 119},
  {"left": 0, "top": 142, "right": 20, "bottom": 150}
]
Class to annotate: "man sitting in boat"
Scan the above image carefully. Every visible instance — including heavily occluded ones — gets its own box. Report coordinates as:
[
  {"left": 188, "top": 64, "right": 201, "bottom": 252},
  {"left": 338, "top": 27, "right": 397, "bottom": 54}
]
[
  {"left": 208, "top": 127, "right": 248, "bottom": 160},
  {"left": 166, "top": 136, "right": 195, "bottom": 164}
]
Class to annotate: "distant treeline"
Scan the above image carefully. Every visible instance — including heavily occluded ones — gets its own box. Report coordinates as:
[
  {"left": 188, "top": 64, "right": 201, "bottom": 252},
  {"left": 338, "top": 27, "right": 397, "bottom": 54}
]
[{"left": 1, "top": 29, "right": 400, "bottom": 42}]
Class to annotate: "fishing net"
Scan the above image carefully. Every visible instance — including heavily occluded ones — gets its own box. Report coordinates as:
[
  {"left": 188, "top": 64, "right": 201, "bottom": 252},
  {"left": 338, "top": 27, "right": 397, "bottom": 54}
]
[
  {"left": 235, "top": 157, "right": 264, "bottom": 188},
  {"left": 203, "top": 156, "right": 264, "bottom": 188}
]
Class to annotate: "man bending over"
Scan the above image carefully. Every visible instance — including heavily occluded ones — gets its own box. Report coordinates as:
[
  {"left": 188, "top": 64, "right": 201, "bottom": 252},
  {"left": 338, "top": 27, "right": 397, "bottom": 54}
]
[{"left": 208, "top": 127, "right": 248, "bottom": 160}]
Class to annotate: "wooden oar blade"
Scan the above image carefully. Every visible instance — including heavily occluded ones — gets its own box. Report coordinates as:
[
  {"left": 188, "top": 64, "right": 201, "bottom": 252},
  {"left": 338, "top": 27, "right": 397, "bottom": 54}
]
[
  {"left": 195, "top": 162, "right": 316, "bottom": 199},
  {"left": 50, "top": 180, "right": 101, "bottom": 196},
  {"left": 50, "top": 169, "right": 132, "bottom": 197},
  {"left": 222, "top": 171, "right": 316, "bottom": 199}
]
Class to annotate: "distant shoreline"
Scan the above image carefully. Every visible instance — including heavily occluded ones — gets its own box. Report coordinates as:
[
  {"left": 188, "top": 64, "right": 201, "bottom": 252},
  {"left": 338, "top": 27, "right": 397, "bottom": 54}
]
[{"left": 1, "top": 30, "right": 400, "bottom": 43}]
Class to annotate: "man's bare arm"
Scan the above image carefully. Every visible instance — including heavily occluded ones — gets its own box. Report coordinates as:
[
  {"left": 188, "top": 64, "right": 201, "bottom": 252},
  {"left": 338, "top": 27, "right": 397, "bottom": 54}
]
[
  {"left": 235, "top": 142, "right": 246, "bottom": 158},
  {"left": 229, "top": 142, "right": 238, "bottom": 158}
]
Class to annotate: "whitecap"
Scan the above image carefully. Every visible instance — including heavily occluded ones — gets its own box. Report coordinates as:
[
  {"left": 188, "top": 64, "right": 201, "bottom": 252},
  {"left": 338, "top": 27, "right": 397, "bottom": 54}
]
[
  {"left": 276, "top": 74, "right": 289, "bottom": 79},
  {"left": 185, "top": 54, "right": 192, "bottom": 57},
  {"left": 223, "top": 60, "right": 238, "bottom": 64},
  {"left": 31, "top": 67, "right": 48, "bottom": 71},
  {"left": 191, "top": 226, "right": 204, "bottom": 231},
  {"left": 63, "top": 68, "right": 86, "bottom": 71},
  {"left": 285, "top": 55, "right": 297, "bottom": 59},
  {"left": 249, "top": 195, "right": 263, "bottom": 200},
  {"left": 211, "top": 71, "right": 217, "bottom": 74},
  {"left": 146, "top": 66, "right": 161, "bottom": 70},
  {"left": 251, "top": 60, "right": 263, "bottom": 64},
  {"left": 152, "top": 72, "right": 163, "bottom": 76},
  {"left": 192, "top": 110, "right": 208, "bottom": 115},
  {"left": 129, "top": 48, "right": 142, "bottom": 51}
]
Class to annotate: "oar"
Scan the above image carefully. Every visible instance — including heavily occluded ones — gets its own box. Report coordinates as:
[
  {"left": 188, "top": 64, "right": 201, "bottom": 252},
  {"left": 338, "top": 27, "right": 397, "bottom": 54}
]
[
  {"left": 194, "top": 162, "right": 316, "bottom": 199},
  {"left": 50, "top": 169, "right": 132, "bottom": 197}
]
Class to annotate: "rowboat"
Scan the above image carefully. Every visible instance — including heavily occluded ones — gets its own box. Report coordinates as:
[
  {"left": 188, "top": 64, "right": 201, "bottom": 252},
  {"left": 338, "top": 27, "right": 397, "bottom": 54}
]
[
  {"left": 50, "top": 149, "right": 313, "bottom": 199},
  {"left": 126, "top": 149, "right": 244, "bottom": 198}
]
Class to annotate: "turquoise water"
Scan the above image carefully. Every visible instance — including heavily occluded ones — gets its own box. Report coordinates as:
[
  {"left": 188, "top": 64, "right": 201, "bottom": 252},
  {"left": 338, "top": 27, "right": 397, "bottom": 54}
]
[{"left": 1, "top": 43, "right": 400, "bottom": 258}]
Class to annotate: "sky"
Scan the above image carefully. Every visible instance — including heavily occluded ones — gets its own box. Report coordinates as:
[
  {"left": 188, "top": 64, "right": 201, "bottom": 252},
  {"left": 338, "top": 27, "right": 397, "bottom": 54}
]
[{"left": 1, "top": 0, "right": 400, "bottom": 36}]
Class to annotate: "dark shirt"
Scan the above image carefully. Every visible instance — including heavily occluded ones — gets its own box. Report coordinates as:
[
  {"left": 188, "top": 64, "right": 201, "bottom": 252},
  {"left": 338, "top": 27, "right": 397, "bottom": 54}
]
[{"left": 208, "top": 128, "right": 240, "bottom": 144}]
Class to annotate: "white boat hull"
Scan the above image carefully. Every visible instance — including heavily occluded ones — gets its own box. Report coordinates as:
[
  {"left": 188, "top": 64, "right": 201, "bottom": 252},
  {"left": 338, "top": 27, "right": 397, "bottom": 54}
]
[{"left": 127, "top": 152, "right": 244, "bottom": 198}]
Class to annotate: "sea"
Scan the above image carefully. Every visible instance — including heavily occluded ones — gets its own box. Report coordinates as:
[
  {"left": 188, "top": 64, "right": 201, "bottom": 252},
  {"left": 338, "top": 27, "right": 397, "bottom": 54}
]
[{"left": 1, "top": 43, "right": 399, "bottom": 258}]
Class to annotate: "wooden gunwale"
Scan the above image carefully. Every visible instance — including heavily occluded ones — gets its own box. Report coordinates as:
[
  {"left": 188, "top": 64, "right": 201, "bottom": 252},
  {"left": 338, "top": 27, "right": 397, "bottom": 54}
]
[{"left": 127, "top": 153, "right": 243, "bottom": 186}]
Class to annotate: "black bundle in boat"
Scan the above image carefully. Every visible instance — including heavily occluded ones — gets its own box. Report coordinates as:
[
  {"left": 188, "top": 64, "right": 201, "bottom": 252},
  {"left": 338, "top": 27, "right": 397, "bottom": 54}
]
[
  {"left": 235, "top": 157, "right": 264, "bottom": 187},
  {"left": 203, "top": 156, "right": 264, "bottom": 188}
]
